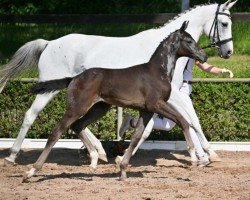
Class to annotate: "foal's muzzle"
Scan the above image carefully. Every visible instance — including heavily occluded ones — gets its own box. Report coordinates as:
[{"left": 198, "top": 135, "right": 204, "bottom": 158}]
[{"left": 195, "top": 51, "right": 208, "bottom": 63}]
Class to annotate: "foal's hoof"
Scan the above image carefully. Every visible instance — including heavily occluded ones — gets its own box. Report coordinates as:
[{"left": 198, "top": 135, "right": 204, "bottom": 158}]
[
  {"left": 22, "top": 168, "right": 37, "bottom": 183},
  {"left": 99, "top": 153, "right": 108, "bottom": 163},
  {"left": 22, "top": 172, "right": 30, "bottom": 183},
  {"left": 119, "top": 176, "right": 127, "bottom": 181},
  {"left": 119, "top": 171, "right": 127, "bottom": 181},
  {"left": 119, "top": 174, "right": 127, "bottom": 181},
  {"left": 115, "top": 156, "right": 122, "bottom": 170},
  {"left": 3, "top": 157, "right": 16, "bottom": 166}
]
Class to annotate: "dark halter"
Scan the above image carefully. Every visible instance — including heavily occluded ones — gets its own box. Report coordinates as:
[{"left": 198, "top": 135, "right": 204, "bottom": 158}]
[{"left": 202, "top": 4, "right": 233, "bottom": 51}]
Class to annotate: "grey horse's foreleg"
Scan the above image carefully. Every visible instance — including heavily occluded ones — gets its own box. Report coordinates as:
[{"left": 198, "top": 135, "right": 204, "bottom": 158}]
[{"left": 168, "top": 86, "right": 221, "bottom": 162}]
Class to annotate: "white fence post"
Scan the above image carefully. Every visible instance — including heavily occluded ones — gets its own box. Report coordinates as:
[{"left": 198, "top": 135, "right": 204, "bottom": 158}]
[{"left": 117, "top": 107, "right": 123, "bottom": 140}]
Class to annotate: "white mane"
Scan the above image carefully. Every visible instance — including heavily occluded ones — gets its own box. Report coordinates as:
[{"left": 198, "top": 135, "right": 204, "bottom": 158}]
[{"left": 155, "top": 3, "right": 216, "bottom": 30}]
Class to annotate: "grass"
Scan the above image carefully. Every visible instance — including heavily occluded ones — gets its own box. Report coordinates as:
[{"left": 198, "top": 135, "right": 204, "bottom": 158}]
[
  {"left": 193, "top": 55, "right": 250, "bottom": 78},
  {"left": 1, "top": 55, "right": 249, "bottom": 79}
]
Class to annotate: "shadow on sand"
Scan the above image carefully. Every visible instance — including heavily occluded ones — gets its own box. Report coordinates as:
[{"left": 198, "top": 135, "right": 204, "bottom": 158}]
[
  {"left": 1, "top": 148, "right": 194, "bottom": 182},
  {"left": 0, "top": 148, "right": 190, "bottom": 167}
]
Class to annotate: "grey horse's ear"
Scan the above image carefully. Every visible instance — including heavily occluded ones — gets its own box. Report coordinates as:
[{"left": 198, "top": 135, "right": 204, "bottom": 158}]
[
  {"left": 222, "top": 0, "right": 238, "bottom": 10},
  {"left": 180, "top": 21, "right": 189, "bottom": 32}
]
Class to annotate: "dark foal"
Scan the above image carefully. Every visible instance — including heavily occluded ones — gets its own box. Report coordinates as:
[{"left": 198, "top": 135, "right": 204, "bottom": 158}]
[{"left": 24, "top": 21, "right": 207, "bottom": 182}]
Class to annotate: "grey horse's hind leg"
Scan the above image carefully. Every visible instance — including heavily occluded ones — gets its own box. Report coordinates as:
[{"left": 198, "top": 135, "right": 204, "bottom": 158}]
[
  {"left": 70, "top": 102, "right": 111, "bottom": 164},
  {"left": 4, "top": 92, "right": 58, "bottom": 166},
  {"left": 77, "top": 130, "right": 99, "bottom": 172}
]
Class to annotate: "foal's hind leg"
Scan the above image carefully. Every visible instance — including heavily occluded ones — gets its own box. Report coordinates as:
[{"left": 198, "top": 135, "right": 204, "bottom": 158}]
[
  {"left": 119, "top": 111, "right": 153, "bottom": 180},
  {"left": 4, "top": 92, "right": 58, "bottom": 166},
  {"left": 22, "top": 108, "right": 84, "bottom": 182}
]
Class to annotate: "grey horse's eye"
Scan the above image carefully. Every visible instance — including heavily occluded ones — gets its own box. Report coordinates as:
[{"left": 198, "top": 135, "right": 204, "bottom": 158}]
[{"left": 222, "top": 22, "right": 228, "bottom": 28}]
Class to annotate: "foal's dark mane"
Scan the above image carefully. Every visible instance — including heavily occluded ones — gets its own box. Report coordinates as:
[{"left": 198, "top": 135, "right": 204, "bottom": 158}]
[{"left": 149, "top": 30, "right": 179, "bottom": 62}]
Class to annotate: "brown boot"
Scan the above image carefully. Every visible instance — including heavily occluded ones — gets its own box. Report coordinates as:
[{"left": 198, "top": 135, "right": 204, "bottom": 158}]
[{"left": 119, "top": 114, "right": 133, "bottom": 139}]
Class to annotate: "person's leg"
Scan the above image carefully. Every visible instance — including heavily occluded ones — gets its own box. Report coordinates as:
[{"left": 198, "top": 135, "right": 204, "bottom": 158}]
[
  {"left": 119, "top": 114, "right": 176, "bottom": 139},
  {"left": 152, "top": 117, "right": 176, "bottom": 130}
]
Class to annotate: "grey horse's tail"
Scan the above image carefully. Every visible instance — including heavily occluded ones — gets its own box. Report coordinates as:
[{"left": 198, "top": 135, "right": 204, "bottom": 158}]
[
  {"left": 0, "top": 39, "right": 49, "bottom": 93},
  {"left": 31, "top": 77, "right": 73, "bottom": 94}
]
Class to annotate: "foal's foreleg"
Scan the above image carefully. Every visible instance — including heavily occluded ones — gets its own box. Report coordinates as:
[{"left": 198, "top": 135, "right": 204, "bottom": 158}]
[
  {"left": 115, "top": 114, "right": 157, "bottom": 167},
  {"left": 4, "top": 92, "right": 58, "bottom": 166},
  {"left": 153, "top": 101, "right": 196, "bottom": 164},
  {"left": 119, "top": 111, "right": 153, "bottom": 180}
]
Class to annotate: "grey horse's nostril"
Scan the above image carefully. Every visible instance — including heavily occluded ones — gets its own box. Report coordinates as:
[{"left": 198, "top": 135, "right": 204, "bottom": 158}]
[{"left": 227, "top": 50, "right": 232, "bottom": 55}]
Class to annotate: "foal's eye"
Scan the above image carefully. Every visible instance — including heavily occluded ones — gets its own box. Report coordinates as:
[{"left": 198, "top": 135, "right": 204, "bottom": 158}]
[
  {"left": 187, "top": 40, "right": 192, "bottom": 44},
  {"left": 222, "top": 22, "right": 228, "bottom": 28}
]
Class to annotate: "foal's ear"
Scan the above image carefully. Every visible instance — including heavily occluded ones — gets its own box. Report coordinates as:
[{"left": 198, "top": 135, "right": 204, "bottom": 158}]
[{"left": 180, "top": 21, "right": 189, "bottom": 32}]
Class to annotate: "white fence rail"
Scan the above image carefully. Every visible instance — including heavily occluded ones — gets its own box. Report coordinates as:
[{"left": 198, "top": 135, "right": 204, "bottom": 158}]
[{"left": 0, "top": 138, "right": 249, "bottom": 151}]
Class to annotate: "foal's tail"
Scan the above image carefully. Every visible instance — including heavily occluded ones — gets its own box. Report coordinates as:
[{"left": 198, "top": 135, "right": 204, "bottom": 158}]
[
  {"left": 0, "top": 39, "right": 49, "bottom": 93},
  {"left": 31, "top": 77, "right": 73, "bottom": 94}
]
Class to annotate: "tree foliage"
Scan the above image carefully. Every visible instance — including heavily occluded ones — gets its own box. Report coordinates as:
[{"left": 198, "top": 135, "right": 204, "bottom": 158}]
[{"left": 0, "top": 0, "right": 248, "bottom": 15}]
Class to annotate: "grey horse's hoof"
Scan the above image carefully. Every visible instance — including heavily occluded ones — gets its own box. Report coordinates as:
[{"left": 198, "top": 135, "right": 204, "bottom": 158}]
[
  {"left": 197, "top": 160, "right": 210, "bottom": 167},
  {"left": 191, "top": 161, "right": 198, "bottom": 166},
  {"left": 89, "top": 165, "right": 97, "bottom": 173},
  {"left": 98, "top": 153, "right": 108, "bottom": 163},
  {"left": 209, "top": 154, "right": 222, "bottom": 162},
  {"left": 3, "top": 158, "right": 16, "bottom": 166}
]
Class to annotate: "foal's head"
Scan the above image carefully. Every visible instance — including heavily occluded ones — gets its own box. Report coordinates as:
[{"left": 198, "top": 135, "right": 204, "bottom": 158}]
[{"left": 175, "top": 21, "right": 208, "bottom": 63}]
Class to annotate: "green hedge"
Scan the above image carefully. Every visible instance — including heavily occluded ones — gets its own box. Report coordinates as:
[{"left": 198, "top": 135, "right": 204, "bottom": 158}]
[{"left": 0, "top": 81, "right": 249, "bottom": 141}]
